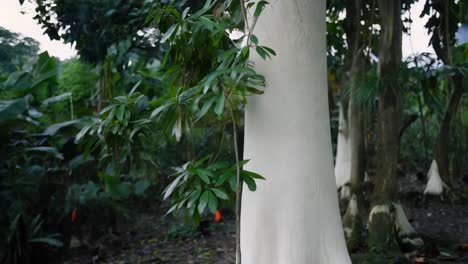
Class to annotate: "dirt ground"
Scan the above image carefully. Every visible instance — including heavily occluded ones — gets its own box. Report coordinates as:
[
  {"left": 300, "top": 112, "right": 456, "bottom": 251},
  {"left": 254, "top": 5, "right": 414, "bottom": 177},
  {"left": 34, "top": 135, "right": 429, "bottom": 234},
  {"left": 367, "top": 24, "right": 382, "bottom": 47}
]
[
  {"left": 59, "top": 200, "right": 468, "bottom": 264},
  {"left": 60, "top": 174, "right": 468, "bottom": 264}
]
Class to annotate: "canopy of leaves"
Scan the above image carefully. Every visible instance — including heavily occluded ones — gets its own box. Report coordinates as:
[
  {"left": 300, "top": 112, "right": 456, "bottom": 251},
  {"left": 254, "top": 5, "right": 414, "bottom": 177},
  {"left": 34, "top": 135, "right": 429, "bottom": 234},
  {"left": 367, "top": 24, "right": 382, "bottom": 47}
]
[{"left": 0, "top": 27, "right": 40, "bottom": 74}]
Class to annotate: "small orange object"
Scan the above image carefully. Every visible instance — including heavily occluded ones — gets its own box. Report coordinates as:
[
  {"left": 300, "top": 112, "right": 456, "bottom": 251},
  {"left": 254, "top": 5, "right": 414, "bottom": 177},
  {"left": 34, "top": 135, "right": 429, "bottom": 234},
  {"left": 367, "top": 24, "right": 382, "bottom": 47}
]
[
  {"left": 71, "top": 209, "right": 77, "bottom": 222},
  {"left": 414, "top": 257, "right": 425, "bottom": 263},
  {"left": 214, "top": 210, "right": 222, "bottom": 223}
]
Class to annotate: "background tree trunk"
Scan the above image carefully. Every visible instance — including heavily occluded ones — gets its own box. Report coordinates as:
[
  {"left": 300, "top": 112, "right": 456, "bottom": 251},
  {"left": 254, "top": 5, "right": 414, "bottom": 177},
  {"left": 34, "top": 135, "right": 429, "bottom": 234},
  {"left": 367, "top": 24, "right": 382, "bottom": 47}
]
[
  {"left": 241, "top": 0, "right": 351, "bottom": 263},
  {"left": 335, "top": 102, "right": 351, "bottom": 192},
  {"left": 433, "top": 74, "right": 464, "bottom": 190},
  {"left": 342, "top": 0, "right": 367, "bottom": 251},
  {"left": 367, "top": 0, "right": 402, "bottom": 252}
]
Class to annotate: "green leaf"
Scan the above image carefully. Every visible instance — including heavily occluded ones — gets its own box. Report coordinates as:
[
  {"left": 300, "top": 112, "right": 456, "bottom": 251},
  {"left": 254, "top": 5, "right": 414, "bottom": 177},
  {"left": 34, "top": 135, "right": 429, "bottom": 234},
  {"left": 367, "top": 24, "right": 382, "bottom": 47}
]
[
  {"left": 150, "top": 104, "right": 169, "bottom": 119},
  {"left": 41, "top": 92, "right": 71, "bottom": 106},
  {"left": 207, "top": 191, "right": 218, "bottom": 213},
  {"left": 41, "top": 120, "right": 80, "bottom": 136},
  {"left": 250, "top": 35, "right": 259, "bottom": 45},
  {"left": 188, "top": 189, "right": 202, "bottom": 208},
  {"left": 134, "top": 180, "right": 150, "bottom": 196},
  {"left": 243, "top": 175, "right": 257, "bottom": 191},
  {"left": 242, "top": 170, "right": 265, "bottom": 180},
  {"left": 254, "top": 1, "right": 268, "bottom": 17},
  {"left": 215, "top": 173, "right": 233, "bottom": 186},
  {"left": 198, "top": 190, "right": 210, "bottom": 213},
  {"left": 116, "top": 105, "right": 125, "bottom": 122},
  {"left": 0, "top": 97, "right": 28, "bottom": 123},
  {"left": 214, "top": 93, "right": 225, "bottom": 116},
  {"left": 128, "top": 80, "right": 142, "bottom": 95},
  {"left": 29, "top": 237, "right": 63, "bottom": 247},
  {"left": 211, "top": 188, "right": 229, "bottom": 200},
  {"left": 182, "top": 7, "right": 190, "bottom": 20},
  {"left": 196, "top": 96, "right": 216, "bottom": 121},
  {"left": 262, "top": 46, "right": 276, "bottom": 56},
  {"left": 161, "top": 24, "right": 177, "bottom": 43},
  {"left": 196, "top": 168, "right": 213, "bottom": 184},
  {"left": 75, "top": 123, "right": 94, "bottom": 143},
  {"left": 247, "top": 87, "right": 264, "bottom": 95},
  {"left": 256, "top": 46, "right": 269, "bottom": 60},
  {"left": 26, "top": 147, "right": 63, "bottom": 160}
]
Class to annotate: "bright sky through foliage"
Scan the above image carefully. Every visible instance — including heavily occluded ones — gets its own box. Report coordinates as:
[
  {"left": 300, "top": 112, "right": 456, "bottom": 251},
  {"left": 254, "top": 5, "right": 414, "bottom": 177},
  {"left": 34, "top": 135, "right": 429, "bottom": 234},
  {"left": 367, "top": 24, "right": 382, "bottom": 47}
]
[
  {"left": 1, "top": 0, "right": 431, "bottom": 60},
  {"left": 0, "top": 0, "right": 77, "bottom": 60},
  {"left": 402, "top": 0, "right": 435, "bottom": 58}
]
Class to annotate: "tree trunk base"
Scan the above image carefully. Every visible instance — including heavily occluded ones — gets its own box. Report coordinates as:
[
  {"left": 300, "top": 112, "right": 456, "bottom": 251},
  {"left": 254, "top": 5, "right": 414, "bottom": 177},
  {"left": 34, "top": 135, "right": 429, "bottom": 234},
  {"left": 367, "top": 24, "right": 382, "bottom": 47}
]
[{"left": 343, "top": 195, "right": 364, "bottom": 252}]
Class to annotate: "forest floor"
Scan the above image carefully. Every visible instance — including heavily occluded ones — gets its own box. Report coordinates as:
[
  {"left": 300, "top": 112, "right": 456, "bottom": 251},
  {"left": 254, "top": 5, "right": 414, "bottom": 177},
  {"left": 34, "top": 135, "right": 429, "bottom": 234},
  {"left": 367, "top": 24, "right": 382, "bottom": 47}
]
[{"left": 61, "top": 182, "right": 468, "bottom": 264}]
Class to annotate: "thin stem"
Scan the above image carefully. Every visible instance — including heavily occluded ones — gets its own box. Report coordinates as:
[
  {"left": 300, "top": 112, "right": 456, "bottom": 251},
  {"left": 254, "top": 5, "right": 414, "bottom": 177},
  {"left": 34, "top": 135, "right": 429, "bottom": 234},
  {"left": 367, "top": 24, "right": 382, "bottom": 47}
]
[
  {"left": 228, "top": 97, "right": 242, "bottom": 264},
  {"left": 239, "top": 0, "right": 250, "bottom": 34},
  {"left": 209, "top": 123, "right": 226, "bottom": 165}
]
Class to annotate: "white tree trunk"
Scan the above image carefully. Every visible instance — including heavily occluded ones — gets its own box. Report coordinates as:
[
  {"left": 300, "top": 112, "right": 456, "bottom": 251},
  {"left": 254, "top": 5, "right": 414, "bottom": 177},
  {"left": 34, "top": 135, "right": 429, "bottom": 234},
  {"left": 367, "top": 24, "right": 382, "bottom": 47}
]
[
  {"left": 394, "top": 203, "right": 424, "bottom": 252},
  {"left": 335, "top": 104, "right": 351, "bottom": 190},
  {"left": 424, "top": 160, "right": 446, "bottom": 195},
  {"left": 241, "top": 0, "right": 351, "bottom": 263}
]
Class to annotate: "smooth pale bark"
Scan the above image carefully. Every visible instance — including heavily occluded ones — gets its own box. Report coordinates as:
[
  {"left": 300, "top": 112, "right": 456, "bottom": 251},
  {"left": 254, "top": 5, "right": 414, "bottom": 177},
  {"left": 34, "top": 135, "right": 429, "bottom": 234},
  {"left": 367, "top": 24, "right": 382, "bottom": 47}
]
[
  {"left": 335, "top": 103, "right": 351, "bottom": 190},
  {"left": 241, "top": 0, "right": 351, "bottom": 263},
  {"left": 393, "top": 203, "right": 424, "bottom": 253},
  {"left": 424, "top": 160, "right": 445, "bottom": 195}
]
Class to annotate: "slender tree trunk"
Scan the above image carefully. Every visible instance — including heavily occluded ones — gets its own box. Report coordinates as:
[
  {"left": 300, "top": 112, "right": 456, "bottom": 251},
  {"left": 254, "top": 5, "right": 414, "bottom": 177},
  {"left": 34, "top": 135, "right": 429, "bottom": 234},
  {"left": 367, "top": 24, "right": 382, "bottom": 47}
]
[
  {"left": 433, "top": 74, "right": 464, "bottom": 190},
  {"left": 241, "top": 0, "right": 351, "bottom": 262},
  {"left": 417, "top": 93, "right": 429, "bottom": 160},
  {"left": 367, "top": 0, "right": 402, "bottom": 252},
  {"left": 425, "top": 0, "right": 462, "bottom": 197},
  {"left": 342, "top": 0, "right": 366, "bottom": 251}
]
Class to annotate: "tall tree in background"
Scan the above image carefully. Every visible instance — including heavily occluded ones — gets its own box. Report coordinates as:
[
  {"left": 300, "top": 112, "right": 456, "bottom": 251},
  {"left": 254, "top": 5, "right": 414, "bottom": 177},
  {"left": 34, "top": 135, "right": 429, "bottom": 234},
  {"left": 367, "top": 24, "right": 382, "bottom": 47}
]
[
  {"left": 367, "top": 0, "right": 403, "bottom": 252},
  {"left": 0, "top": 27, "right": 39, "bottom": 74},
  {"left": 241, "top": 0, "right": 351, "bottom": 263},
  {"left": 422, "top": 0, "right": 463, "bottom": 196},
  {"left": 341, "top": 0, "right": 367, "bottom": 251},
  {"left": 27, "top": 0, "right": 166, "bottom": 110}
]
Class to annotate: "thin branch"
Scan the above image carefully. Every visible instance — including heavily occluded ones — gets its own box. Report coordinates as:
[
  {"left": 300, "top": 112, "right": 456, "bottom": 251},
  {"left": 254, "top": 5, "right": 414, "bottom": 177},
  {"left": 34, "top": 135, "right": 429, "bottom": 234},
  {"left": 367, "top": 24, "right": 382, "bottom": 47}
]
[
  {"left": 227, "top": 92, "right": 242, "bottom": 264},
  {"left": 209, "top": 122, "right": 226, "bottom": 165}
]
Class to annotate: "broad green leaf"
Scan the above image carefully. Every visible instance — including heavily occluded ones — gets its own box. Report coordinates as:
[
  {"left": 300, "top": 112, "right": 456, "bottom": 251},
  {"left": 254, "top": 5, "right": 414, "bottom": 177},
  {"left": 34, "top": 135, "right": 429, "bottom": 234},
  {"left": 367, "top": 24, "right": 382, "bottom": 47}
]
[
  {"left": 134, "top": 180, "right": 151, "bottom": 196},
  {"left": 0, "top": 97, "right": 28, "bottom": 123},
  {"left": 262, "top": 46, "right": 276, "bottom": 56},
  {"left": 242, "top": 170, "right": 266, "bottom": 180},
  {"left": 215, "top": 173, "right": 233, "bottom": 186},
  {"left": 214, "top": 93, "right": 225, "bottom": 115},
  {"left": 26, "top": 147, "right": 63, "bottom": 160},
  {"left": 207, "top": 191, "right": 218, "bottom": 213},
  {"left": 250, "top": 35, "right": 259, "bottom": 45},
  {"left": 29, "top": 237, "right": 63, "bottom": 247},
  {"left": 211, "top": 188, "right": 229, "bottom": 200},
  {"left": 198, "top": 190, "right": 210, "bottom": 213},
  {"left": 116, "top": 105, "right": 125, "bottom": 122},
  {"left": 150, "top": 103, "right": 171, "bottom": 119},
  {"left": 41, "top": 120, "right": 80, "bottom": 136},
  {"left": 254, "top": 1, "right": 268, "bottom": 17},
  {"left": 243, "top": 175, "right": 257, "bottom": 191},
  {"left": 256, "top": 46, "right": 269, "bottom": 60},
  {"left": 196, "top": 168, "right": 212, "bottom": 184},
  {"left": 196, "top": 96, "right": 216, "bottom": 121}
]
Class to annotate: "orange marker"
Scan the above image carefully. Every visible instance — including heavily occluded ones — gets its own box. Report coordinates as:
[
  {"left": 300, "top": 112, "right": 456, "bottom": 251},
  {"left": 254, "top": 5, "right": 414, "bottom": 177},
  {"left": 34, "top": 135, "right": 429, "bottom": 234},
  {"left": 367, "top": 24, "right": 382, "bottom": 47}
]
[
  {"left": 71, "top": 209, "right": 77, "bottom": 222},
  {"left": 214, "top": 210, "right": 222, "bottom": 223}
]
